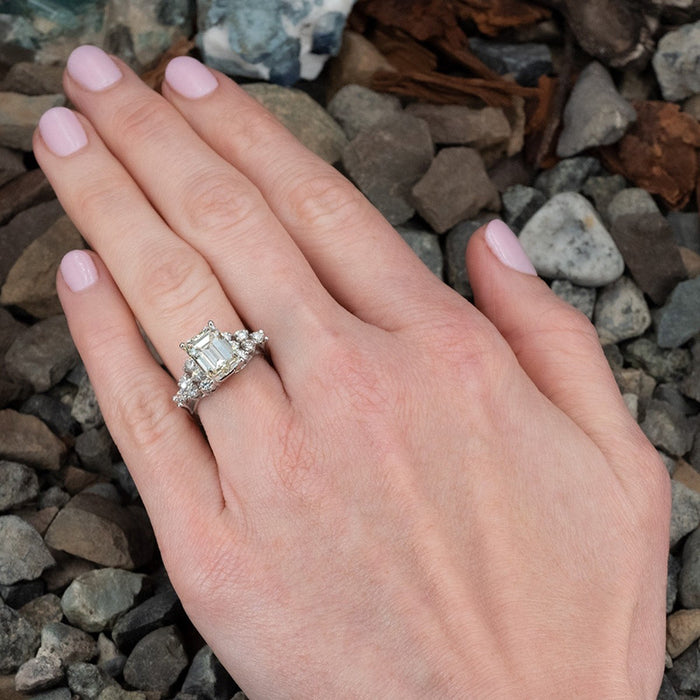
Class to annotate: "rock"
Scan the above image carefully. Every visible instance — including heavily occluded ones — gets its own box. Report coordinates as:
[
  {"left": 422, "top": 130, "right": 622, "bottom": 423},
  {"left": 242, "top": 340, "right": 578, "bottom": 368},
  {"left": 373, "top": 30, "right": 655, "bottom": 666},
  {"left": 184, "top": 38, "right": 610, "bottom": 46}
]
[
  {"left": 0, "top": 307, "right": 25, "bottom": 357},
  {"left": 557, "top": 62, "right": 636, "bottom": 157},
  {"left": 670, "top": 480, "right": 700, "bottom": 548},
  {"left": 60, "top": 568, "right": 146, "bottom": 633},
  {"left": 18, "top": 506, "right": 58, "bottom": 538},
  {"left": 180, "top": 645, "right": 236, "bottom": 699},
  {"left": 682, "top": 345, "right": 700, "bottom": 403},
  {"left": 326, "top": 84, "right": 401, "bottom": 140},
  {"left": 45, "top": 492, "right": 155, "bottom": 570},
  {"left": 20, "top": 394, "right": 78, "bottom": 441},
  {"left": 241, "top": 83, "right": 347, "bottom": 163},
  {"left": 670, "top": 554, "right": 682, "bottom": 613},
  {"left": 0, "top": 62, "right": 64, "bottom": 95},
  {"left": 668, "top": 609, "right": 700, "bottom": 658},
  {"left": 519, "top": 192, "right": 624, "bottom": 286},
  {"left": 395, "top": 226, "right": 443, "bottom": 278},
  {"left": 0, "top": 578, "right": 44, "bottom": 609},
  {"left": 533, "top": 156, "right": 600, "bottom": 198},
  {"left": 62, "top": 468, "right": 100, "bottom": 497},
  {"left": 658, "top": 278, "right": 700, "bottom": 349},
  {"left": 581, "top": 174, "right": 627, "bottom": 225},
  {"left": 5, "top": 315, "right": 79, "bottom": 393},
  {"left": 0, "top": 92, "right": 65, "bottom": 150},
  {"left": 197, "top": 0, "right": 354, "bottom": 84},
  {"left": 14, "top": 649, "right": 63, "bottom": 692},
  {"left": 0, "top": 601, "right": 39, "bottom": 673},
  {"left": 71, "top": 372, "right": 104, "bottom": 431},
  {"left": 502, "top": 185, "right": 546, "bottom": 232},
  {"left": 0, "top": 409, "right": 66, "bottom": 471},
  {"left": 658, "top": 674, "right": 679, "bottom": 700},
  {"left": 551, "top": 280, "right": 596, "bottom": 320},
  {"left": 97, "top": 633, "right": 126, "bottom": 678},
  {"left": 0, "top": 460, "right": 38, "bottom": 511},
  {"left": 593, "top": 276, "right": 651, "bottom": 344},
  {"left": 680, "top": 246, "right": 700, "bottom": 278},
  {"left": 0, "top": 515, "right": 54, "bottom": 585},
  {"left": 0, "top": 215, "right": 85, "bottom": 317},
  {"left": 75, "top": 428, "right": 115, "bottom": 474},
  {"left": 681, "top": 526, "right": 700, "bottom": 608},
  {"left": 653, "top": 20, "right": 700, "bottom": 101},
  {"left": 411, "top": 148, "right": 500, "bottom": 233},
  {"left": 0, "top": 168, "right": 56, "bottom": 227},
  {"left": 29, "top": 688, "right": 72, "bottom": 700},
  {"left": 122, "top": 626, "right": 188, "bottom": 694},
  {"left": 642, "top": 400, "right": 695, "bottom": 458},
  {"left": 97, "top": 687, "right": 147, "bottom": 700},
  {"left": 624, "top": 338, "right": 691, "bottom": 382},
  {"left": 0, "top": 146, "right": 24, "bottom": 188},
  {"left": 445, "top": 219, "right": 486, "bottom": 298},
  {"left": 19, "top": 594, "right": 63, "bottom": 633},
  {"left": 404, "top": 103, "right": 511, "bottom": 150},
  {"left": 38, "top": 487, "right": 70, "bottom": 510},
  {"left": 605, "top": 187, "right": 661, "bottom": 227},
  {"left": 669, "top": 643, "right": 700, "bottom": 694},
  {"left": 42, "top": 551, "right": 95, "bottom": 594},
  {"left": 66, "top": 662, "right": 116, "bottom": 700},
  {"left": 342, "top": 113, "right": 433, "bottom": 225},
  {"left": 41, "top": 622, "right": 97, "bottom": 666},
  {"left": 468, "top": 37, "right": 552, "bottom": 86},
  {"left": 668, "top": 212, "right": 700, "bottom": 255}
]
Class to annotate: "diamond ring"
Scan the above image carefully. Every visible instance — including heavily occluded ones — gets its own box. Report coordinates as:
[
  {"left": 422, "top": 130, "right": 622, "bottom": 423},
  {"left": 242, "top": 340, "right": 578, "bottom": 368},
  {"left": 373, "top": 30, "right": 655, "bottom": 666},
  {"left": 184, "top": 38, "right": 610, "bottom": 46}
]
[{"left": 173, "top": 321, "right": 267, "bottom": 414}]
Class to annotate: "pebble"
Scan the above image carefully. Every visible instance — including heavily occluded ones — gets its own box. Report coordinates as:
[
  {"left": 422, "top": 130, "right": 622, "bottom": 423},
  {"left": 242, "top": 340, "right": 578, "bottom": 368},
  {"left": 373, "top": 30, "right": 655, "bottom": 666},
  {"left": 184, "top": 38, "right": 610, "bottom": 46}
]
[
  {"left": 658, "top": 674, "right": 680, "bottom": 700},
  {"left": 518, "top": 192, "right": 624, "bottom": 286},
  {"left": 96, "top": 687, "right": 147, "bottom": 700},
  {"left": 0, "top": 577, "right": 44, "bottom": 608},
  {"left": 180, "top": 645, "right": 236, "bottom": 699},
  {"left": 0, "top": 62, "right": 63, "bottom": 95},
  {"left": 669, "top": 643, "right": 700, "bottom": 695},
  {"left": 653, "top": 20, "right": 700, "bottom": 101},
  {"left": 0, "top": 514, "right": 54, "bottom": 585},
  {"left": 122, "top": 625, "right": 188, "bottom": 694},
  {"left": 668, "top": 609, "right": 700, "bottom": 658},
  {"left": 61, "top": 568, "right": 146, "bottom": 633},
  {"left": 668, "top": 212, "right": 700, "bottom": 255},
  {"left": 396, "top": 226, "right": 443, "bottom": 279},
  {"left": 0, "top": 92, "right": 65, "bottom": 150},
  {"left": 71, "top": 371, "right": 104, "bottom": 431},
  {"left": 38, "top": 486, "right": 70, "bottom": 510},
  {"left": 342, "top": 113, "right": 433, "bottom": 225},
  {"left": 30, "top": 689, "right": 72, "bottom": 700},
  {"left": 670, "top": 554, "right": 682, "bottom": 612},
  {"left": 682, "top": 345, "right": 700, "bottom": 404},
  {"left": 19, "top": 506, "right": 59, "bottom": 537},
  {"left": 533, "top": 156, "right": 601, "bottom": 198},
  {"left": 14, "top": 649, "right": 63, "bottom": 693},
  {"left": 0, "top": 409, "right": 65, "bottom": 470},
  {"left": 42, "top": 551, "right": 95, "bottom": 594},
  {"left": 682, "top": 526, "right": 700, "bottom": 608},
  {"left": 657, "top": 278, "right": 700, "bottom": 349},
  {"left": 20, "top": 394, "right": 78, "bottom": 441},
  {"left": 241, "top": 83, "right": 348, "bottom": 163},
  {"left": 19, "top": 593, "right": 63, "bottom": 633},
  {"left": 97, "top": 633, "right": 126, "bottom": 678},
  {"left": 671, "top": 480, "right": 700, "bottom": 548},
  {"left": 680, "top": 246, "right": 700, "bottom": 278},
  {"left": 0, "top": 168, "right": 55, "bottom": 227},
  {"left": 445, "top": 219, "right": 487, "bottom": 298},
  {"left": 624, "top": 338, "right": 691, "bottom": 382},
  {"left": 0, "top": 460, "right": 38, "bottom": 511},
  {"left": 66, "top": 661, "right": 116, "bottom": 699},
  {"left": 411, "top": 147, "right": 500, "bottom": 233},
  {"left": 593, "top": 276, "right": 651, "bottom": 344},
  {"left": 642, "top": 400, "right": 695, "bottom": 457},
  {"left": 501, "top": 185, "right": 546, "bottom": 232},
  {"left": 75, "top": 427, "right": 116, "bottom": 474},
  {"left": 41, "top": 621, "right": 97, "bottom": 666},
  {"left": 581, "top": 174, "right": 627, "bottom": 225},
  {"left": 557, "top": 62, "right": 636, "bottom": 157},
  {"left": 326, "top": 84, "right": 402, "bottom": 140},
  {"left": 551, "top": 280, "right": 596, "bottom": 320},
  {"left": 45, "top": 492, "right": 155, "bottom": 569},
  {"left": 468, "top": 37, "right": 552, "bottom": 86},
  {"left": 0, "top": 601, "right": 40, "bottom": 673},
  {"left": 0, "top": 146, "right": 25, "bottom": 188}
]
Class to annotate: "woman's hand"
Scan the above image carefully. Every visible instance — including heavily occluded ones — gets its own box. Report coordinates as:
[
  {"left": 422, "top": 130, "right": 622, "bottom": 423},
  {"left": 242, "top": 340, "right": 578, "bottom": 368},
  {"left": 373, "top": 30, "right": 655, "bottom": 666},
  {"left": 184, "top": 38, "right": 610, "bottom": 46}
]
[{"left": 35, "top": 45, "right": 670, "bottom": 698}]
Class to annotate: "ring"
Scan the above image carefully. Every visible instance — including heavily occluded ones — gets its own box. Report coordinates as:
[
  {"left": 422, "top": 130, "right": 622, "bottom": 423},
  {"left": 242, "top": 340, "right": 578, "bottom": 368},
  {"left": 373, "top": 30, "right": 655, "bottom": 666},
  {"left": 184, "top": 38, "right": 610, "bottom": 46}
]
[{"left": 173, "top": 321, "right": 267, "bottom": 414}]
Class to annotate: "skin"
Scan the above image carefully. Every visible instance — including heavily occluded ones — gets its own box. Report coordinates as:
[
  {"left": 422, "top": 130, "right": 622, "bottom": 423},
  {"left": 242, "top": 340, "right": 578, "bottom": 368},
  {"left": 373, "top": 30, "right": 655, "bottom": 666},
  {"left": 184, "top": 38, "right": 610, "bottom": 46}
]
[{"left": 35, "top": 51, "right": 670, "bottom": 698}]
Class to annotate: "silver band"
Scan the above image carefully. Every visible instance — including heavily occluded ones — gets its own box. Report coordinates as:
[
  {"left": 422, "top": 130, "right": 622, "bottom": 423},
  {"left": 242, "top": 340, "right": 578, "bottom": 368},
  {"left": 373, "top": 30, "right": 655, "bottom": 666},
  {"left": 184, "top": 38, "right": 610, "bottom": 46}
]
[{"left": 173, "top": 321, "right": 267, "bottom": 414}]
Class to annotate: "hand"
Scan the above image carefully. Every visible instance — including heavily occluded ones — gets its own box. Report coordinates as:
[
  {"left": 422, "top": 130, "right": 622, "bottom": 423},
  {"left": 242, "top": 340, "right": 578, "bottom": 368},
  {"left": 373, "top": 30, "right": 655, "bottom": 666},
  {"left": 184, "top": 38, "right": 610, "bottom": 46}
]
[{"left": 35, "top": 45, "right": 669, "bottom": 698}]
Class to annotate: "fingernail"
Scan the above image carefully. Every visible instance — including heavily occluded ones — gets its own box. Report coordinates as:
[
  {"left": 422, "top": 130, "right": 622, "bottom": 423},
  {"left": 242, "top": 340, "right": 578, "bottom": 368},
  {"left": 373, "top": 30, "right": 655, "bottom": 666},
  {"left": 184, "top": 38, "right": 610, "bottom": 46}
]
[
  {"left": 67, "top": 44, "right": 122, "bottom": 91},
  {"left": 485, "top": 220, "right": 538, "bottom": 276},
  {"left": 165, "top": 56, "right": 218, "bottom": 99},
  {"left": 60, "top": 250, "right": 98, "bottom": 292},
  {"left": 38, "top": 107, "right": 88, "bottom": 157}
]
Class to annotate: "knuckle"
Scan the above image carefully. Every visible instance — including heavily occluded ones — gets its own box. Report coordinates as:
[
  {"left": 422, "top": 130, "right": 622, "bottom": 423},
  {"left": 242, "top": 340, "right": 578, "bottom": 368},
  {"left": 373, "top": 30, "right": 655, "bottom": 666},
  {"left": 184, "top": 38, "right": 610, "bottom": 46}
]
[
  {"left": 73, "top": 174, "right": 133, "bottom": 225},
  {"left": 111, "top": 96, "right": 172, "bottom": 145},
  {"left": 233, "top": 106, "right": 283, "bottom": 157}
]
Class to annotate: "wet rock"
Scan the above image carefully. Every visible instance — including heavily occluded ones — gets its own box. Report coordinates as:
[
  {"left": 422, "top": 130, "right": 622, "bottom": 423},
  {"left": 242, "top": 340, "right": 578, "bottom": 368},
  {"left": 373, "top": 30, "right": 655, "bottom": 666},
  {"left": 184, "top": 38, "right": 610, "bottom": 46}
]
[
  {"left": 326, "top": 84, "right": 401, "bottom": 140},
  {"left": 519, "top": 192, "right": 624, "bottom": 286},
  {"left": 593, "top": 276, "right": 651, "bottom": 344},
  {"left": 468, "top": 37, "right": 552, "bottom": 86},
  {"left": 551, "top": 280, "right": 596, "bottom": 320},
  {"left": 0, "top": 92, "right": 65, "bottom": 150},
  {"left": 642, "top": 400, "right": 695, "bottom": 457},
  {"left": 45, "top": 492, "right": 154, "bottom": 569},
  {"left": 0, "top": 168, "right": 55, "bottom": 227},
  {"left": 557, "top": 62, "right": 636, "bottom": 157},
  {"left": 624, "top": 337, "right": 691, "bottom": 382},
  {"left": 653, "top": 20, "right": 700, "bottom": 101},
  {"left": 180, "top": 645, "right": 236, "bottom": 699},
  {"left": 112, "top": 587, "right": 181, "bottom": 652},
  {"left": 0, "top": 146, "right": 24, "bottom": 188},
  {"left": 41, "top": 621, "right": 97, "bottom": 666},
  {"left": 502, "top": 185, "right": 546, "bottom": 232},
  {"left": 61, "top": 568, "right": 146, "bottom": 633},
  {"left": 533, "top": 156, "right": 601, "bottom": 198},
  {"left": 412, "top": 148, "right": 500, "bottom": 233},
  {"left": 0, "top": 515, "right": 54, "bottom": 585},
  {"left": 66, "top": 661, "right": 116, "bottom": 699},
  {"left": 20, "top": 394, "right": 78, "bottom": 441},
  {"left": 396, "top": 226, "right": 443, "bottom": 279},
  {"left": 0, "top": 460, "right": 38, "bottom": 511},
  {"left": 657, "top": 278, "right": 700, "bottom": 349},
  {"left": 122, "top": 626, "right": 188, "bottom": 694},
  {"left": 0, "top": 601, "right": 39, "bottom": 673},
  {"left": 0, "top": 62, "right": 64, "bottom": 95},
  {"left": 19, "top": 594, "right": 63, "bottom": 633},
  {"left": 342, "top": 113, "right": 433, "bottom": 225}
]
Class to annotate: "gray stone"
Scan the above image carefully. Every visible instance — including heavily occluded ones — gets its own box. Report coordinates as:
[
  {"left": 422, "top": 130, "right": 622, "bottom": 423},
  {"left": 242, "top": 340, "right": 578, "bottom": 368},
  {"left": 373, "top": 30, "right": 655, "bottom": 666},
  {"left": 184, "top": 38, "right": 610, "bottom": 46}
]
[
  {"left": 75, "top": 428, "right": 115, "bottom": 473},
  {"left": 0, "top": 307, "right": 25, "bottom": 357},
  {"left": 20, "top": 394, "right": 78, "bottom": 441},
  {"left": 551, "top": 280, "right": 596, "bottom": 320},
  {"left": 0, "top": 409, "right": 65, "bottom": 471},
  {"left": 519, "top": 192, "right": 624, "bottom": 286},
  {"left": 682, "top": 344, "right": 700, "bottom": 403},
  {"left": 641, "top": 400, "right": 695, "bottom": 457},
  {"left": 0, "top": 460, "right": 38, "bottom": 511},
  {"left": 19, "top": 593, "right": 63, "bottom": 633},
  {"left": 557, "top": 62, "right": 636, "bottom": 157},
  {"left": 97, "top": 687, "right": 147, "bottom": 700},
  {"left": 670, "top": 553, "right": 681, "bottom": 613},
  {"left": 412, "top": 148, "right": 500, "bottom": 233},
  {"left": 123, "top": 626, "right": 188, "bottom": 693},
  {"left": 445, "top": 219, "right": 485, "bottom": 297},
  {"left": 655, "top": 383, "right": 697, "bottom": 417},
  {"left": 624, "top": 338, "right": 691, "bottom": 382},
  {"left": 5, "top": 315, "right": 78, "bottom": 393},
  {"left": 681, "top": 525, "right": 700, "bottom": 607},
  {"left": 61, "top": 568, "right": 146, "bottom": 633},
  {"left": 71, "top": 372, "right": 104, "bottom": 431},
  {"left": 502, "top": 185, "right": 546, "bottom": 232},
  {"left": 326, "top": 84, "right": 402, "bottom": 140},
  {"left": 0, "top": 62, "right": 64, "bottom": 95},
  {"left": 38, "top": 487, "right": 70, "bottom": 510},
  {"left": 0, "top": 578, "right": 44, "bottom": 608},
  {"left": 581, "top": 175, "right": 627, "bottom": 225},
  {"left": 668, "top": 211, "right": 700, "bottom": 255},
  {"left": 533, "top": 156, "right": 601, "bottom": 198},
  {"left": 658, "top": 278, "right": 700, "bottom": 349},
  {"left": 593, "top": 276, "right": 651, "bottom": 344},
  {"left": 0, "top": 146, "right": 25, "bottom": 188},
  {"left": 241, "top": 83, "right": 347, "bottom": 163},
  {"left": 609, "top": 189, "right": 662, "bottom": 228},
  {"left": 396, "top": 227, "right": 443, "bottom": 279},
  {"left": 0, "top": 601, "right": 40, "bottom": 673},
  {"left": 66, "top": 662, "right": 115, "bottom": 700},
  {"left": 658, "top": 674, "right": 679, "bottom": 700},
  {"left": 653, "top": 21, "right": 700, "bottom": 101},
  {"left": 180, "top": 645, "right": 236, "bottom": 699},
  {"left": 97, "top": 633, "right": 126, "bottom": 678},
  {"left": 669, "top": 643, "right": 700, "bottom": 694},
  {"left": 30, "top": 689, "right": 72, "bottom": 700},
  {"left": 671, "top": 481, "right": 700, "bottom": 547},
  {"left": 0, "top": 168, "right": 55, "bottom": 228},
  {"left": 41, "top": 622, "right": 97, "bottom": 665},
  {"left": 0, "top": 515, "right": 54, "bottom": 585},
  {"left": 342, "top": 113, "right": 433, "bottom": 225},
  {"left": 14, "top": 650, "right": 63, "bottom": 692},
  {"left": 468, "top": 37, "right": 552, "bottom": 86},
  {"left": 0, "top": 92, "right": 65, "bottom": 150}
]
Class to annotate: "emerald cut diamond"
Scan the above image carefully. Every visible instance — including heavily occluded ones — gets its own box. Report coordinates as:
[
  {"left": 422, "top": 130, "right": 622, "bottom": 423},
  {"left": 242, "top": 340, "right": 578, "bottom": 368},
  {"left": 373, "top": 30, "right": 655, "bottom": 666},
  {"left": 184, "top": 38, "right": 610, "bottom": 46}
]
[{"left": 180, "top": 321, "right": 239, "bottom": 381}]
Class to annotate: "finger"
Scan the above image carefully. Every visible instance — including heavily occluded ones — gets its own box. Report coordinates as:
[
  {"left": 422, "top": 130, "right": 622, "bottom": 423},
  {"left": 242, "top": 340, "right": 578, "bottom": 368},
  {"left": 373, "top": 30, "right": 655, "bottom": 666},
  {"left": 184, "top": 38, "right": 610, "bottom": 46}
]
[
  {"left": 61, "top": 45, "right": 342, "bottom": 370},
  {"left": 161, "top": 55, "right": 448, "bottom": 331}
]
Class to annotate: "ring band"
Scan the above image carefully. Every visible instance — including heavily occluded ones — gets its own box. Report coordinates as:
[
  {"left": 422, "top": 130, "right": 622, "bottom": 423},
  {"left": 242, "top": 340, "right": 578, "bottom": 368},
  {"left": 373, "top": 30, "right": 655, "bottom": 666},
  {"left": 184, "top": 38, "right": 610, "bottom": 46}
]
[{"left": 173, "top": 321, "right": 267, "bottom": 414}]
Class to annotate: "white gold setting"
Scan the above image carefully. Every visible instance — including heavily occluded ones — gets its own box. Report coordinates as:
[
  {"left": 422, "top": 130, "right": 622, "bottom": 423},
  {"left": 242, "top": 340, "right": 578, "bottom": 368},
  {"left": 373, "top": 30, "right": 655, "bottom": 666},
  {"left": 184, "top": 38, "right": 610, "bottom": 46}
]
[{"left": 173, "top": 321, "right": 267, "bottom": 414}]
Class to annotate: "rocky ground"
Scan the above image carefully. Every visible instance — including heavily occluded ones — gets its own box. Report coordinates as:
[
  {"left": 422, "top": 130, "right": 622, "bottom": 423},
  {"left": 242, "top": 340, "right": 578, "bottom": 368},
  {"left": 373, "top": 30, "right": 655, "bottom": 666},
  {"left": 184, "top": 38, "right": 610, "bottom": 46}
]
[{"left": 1, "top": 1, "right": 700, "bottom": 698}]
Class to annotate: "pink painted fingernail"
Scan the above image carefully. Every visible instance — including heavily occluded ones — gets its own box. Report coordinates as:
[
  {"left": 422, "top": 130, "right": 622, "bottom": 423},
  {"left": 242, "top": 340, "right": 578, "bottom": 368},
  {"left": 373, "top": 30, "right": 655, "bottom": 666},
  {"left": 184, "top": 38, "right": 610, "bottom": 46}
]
[
  {"left": 485, "top": 219, "right": 538, "bottom": 276},
  {"left": 67, "top": 45, "right": 122, "bottom": 91},
  {"left": 39, "top": 107, "right": 88, "bottom": 157},
  {"left": 60, "top": 250, "right": 98, "bottom": 292},
  {"left": 165, "top": 56, "right": 218, "bottom": 99}
]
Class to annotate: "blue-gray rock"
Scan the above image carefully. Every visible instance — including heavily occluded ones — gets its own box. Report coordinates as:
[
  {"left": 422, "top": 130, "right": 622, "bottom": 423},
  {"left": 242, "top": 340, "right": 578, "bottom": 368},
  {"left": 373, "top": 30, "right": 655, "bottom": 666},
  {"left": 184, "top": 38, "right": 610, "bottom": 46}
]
[
  {"left": 197, "top": 0, "right": 355, "bottom": 85},
  {"left": 0, "top": 515, "right": 54, "bottom": 585},
  {"left": 66, "top": 661, "right": 116, "bottom": 700},
  {"left": 469, "top": 37, "right": 552, "bottom": 86},
  {"left": 501, "top": 185, "right": 546, "bottom": 232},
  {"left": 669, "top": 553, "right": 681, "bottom": 613},
  {"left": 396, "top": 226, "right": 443, "bottom": 279},
  {"left": 671, "top": 481, "right": 700, "bottom": 547},
  {"left": 38, "top": 486, "right": 70, "bottom": 510},
  {"left": 668, "top": 211, "right": 700, "bottom": 255},
  {"left": 653, "top": 21, "right": 700, "bottom": 101},
  {"left": 122, "top": 625, "right": 188, "bottom": 693},
  {"left": 0, "top": 92, "right": 65, "bottom": 150},
  {"left": 519, "top": 192, "right": 624, "bottom": 286},
  {"left": 551, "top": 280, "right": 596, "bottom": 320},
  {"left": 180, "top": 645, "right": 236, "bottom": 699},
  {"left": 657, "top": 278, "right": 700, "bottom": 348},
  {"left": 0, "top": 459, "right": 38, "bottom": 511},
  {"left": 642, "top": 400, "right": 695, "bottom": 457},
  {"left": 75, "top": 427, "right": 115, "bottom": 474},
  {"left": 326, "top": 84, "right": 401, "bottom": 141},
  {"left": 625, "top": 337, "right": 691, "bottom": 382},
  {"left": 0, "top": 600, "right": 39, "bottom": 673},
  {"left": 41, "top": 622, "right": 97, "bottom": 666},
  {"left": 20, "top": 394, "right": 78, "bottom": 440},
  {"left": 557, "top": 62, "right": 636, "bottom": 157},
  {"left": 593, "top": 276, "right": 651, "bottom": 344},
  {"left": 14, "top": 649, "right": 63, "bottom": 693},
  {"left": 533, "top": 157, "right": 601, "bottom": 198}
]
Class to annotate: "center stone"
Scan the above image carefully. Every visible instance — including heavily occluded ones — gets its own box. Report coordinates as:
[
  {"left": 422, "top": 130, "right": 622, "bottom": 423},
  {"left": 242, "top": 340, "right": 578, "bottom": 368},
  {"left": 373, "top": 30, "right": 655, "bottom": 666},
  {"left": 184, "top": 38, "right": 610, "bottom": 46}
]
[{"left": 189, "top": 328, "right": 237, "bottom": 379}]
